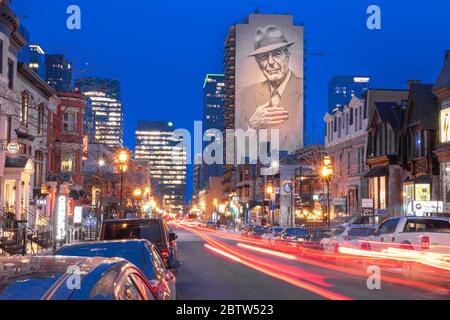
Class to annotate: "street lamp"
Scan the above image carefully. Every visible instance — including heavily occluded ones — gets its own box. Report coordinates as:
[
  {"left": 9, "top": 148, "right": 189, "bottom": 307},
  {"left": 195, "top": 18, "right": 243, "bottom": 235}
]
[
  {"left": 115, "top": 148, "right": 130, "bottom": 218},
  {"left": 266, "top": 185, "right": 274, "bottom": 225},
  {"left": 321, "top": 156, "right": 333, "bottom": 227}
]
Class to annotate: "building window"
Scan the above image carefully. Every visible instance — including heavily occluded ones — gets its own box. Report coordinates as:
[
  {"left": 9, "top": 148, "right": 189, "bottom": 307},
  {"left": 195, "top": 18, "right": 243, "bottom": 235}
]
[
  {"left": 63, "top": 112, "right": 77, "bottom": 132},
  {"left": 370, "top": 176, "right": 387, "bottom": 209},
  {"left": 350, "top": 108, "right": 354, "bottom": 125},
  {"left": 359, "top": 106, "right": 363, "bottom": 130},
  {"left": 21, "top": 92, "right": 30, "bottom": 126},
  {"left": 0, "top": 40, "right": 3, "bottom": 74},
  {"left": 34, "top": 150, "right": 44, "bottom": 187},
  {"left": 415, "top": 183, "right": 430, "bottom": 201},
  {"left": 338, "top": 118, "right": 342, "bottom": 139},
  {"left": 7, "top": 59, "right": 13, "bottom": 89},
  {"left": 6, "top": 116, "right": 12, "bottom": 142},
  {"left": 37, "top": 104, "right": 45, "bottom": 134},
  {"left": 61, "top": 155, "right": 75, "bottom": 172},
  {"left": 440, "top": 108, "right": 450, "bottom": 143},
  {"left": 347, "top": 151, "right": 351, "bottom": 175},
  {"left": 415, "top": 130, "right": 422, "bottom": 157}
]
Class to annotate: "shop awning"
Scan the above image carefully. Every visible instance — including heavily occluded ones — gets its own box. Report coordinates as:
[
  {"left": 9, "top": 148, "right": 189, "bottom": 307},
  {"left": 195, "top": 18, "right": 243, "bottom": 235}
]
[
  {"left": 404, "top": 175, "right": 432, "bottom": 184},
  {"left": 364, "top": 166, "right": 388, "bottom": 178}
]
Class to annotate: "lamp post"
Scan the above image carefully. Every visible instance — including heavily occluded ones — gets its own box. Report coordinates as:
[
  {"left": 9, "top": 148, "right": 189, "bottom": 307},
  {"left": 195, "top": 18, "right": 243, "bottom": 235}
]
[
  {"left": 133, "top": 188, "right": 142, "bottom": 217},
  {"left": 321, "top": 156, "right": 333, "bottom": 227},
  {"left": 115, "top": 148, "right": 130, "bottom": 219},
  {"left": 266, "top": 185, "right": 273, "bottom": 225}
]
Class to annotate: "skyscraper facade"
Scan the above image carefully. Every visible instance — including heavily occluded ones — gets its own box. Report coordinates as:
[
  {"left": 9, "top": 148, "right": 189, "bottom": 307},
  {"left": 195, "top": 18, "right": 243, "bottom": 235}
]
[
  {"left": 328, "top": 76, "right": 370, "bottom": 113},
  {"left": 45, "top": 54, "right": 73, "bottom": 92},
  {"left": 19, "top": 42, "right": 46, "bottom": 80},
  {"left": 83, "top": 91, "right": 124, "bottom": 148},
  {"left": 75, "top": 77, "right": 121, "bottom": 100},
  {"left": 135, "top": 121, "right": 186, "bottom": 210},
  {"left": 201, "top": 74, "right": 225, "bottom": 190}
]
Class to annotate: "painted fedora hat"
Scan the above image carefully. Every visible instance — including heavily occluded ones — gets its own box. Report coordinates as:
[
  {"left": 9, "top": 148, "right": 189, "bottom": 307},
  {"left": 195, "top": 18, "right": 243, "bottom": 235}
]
[{"left": 248, "top": 25, "right": 295, "bottom": 57}]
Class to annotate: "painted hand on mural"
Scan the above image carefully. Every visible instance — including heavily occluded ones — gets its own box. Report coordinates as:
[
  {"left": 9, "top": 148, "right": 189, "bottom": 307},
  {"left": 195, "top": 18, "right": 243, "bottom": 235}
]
[{"left": 248, "top": 101, "right": 289, "bottom": 129}]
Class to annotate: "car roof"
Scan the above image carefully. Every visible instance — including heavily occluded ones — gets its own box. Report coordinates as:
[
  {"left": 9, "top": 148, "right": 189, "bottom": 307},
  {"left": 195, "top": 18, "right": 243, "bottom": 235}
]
[
  {"left": 54, "top": 240, "right": 154, "bottom": 277},
  {"left": 0, "top": 256, "right": 126, "bottom": 300},
  {"left": 404, "top": 216, "right": 450, "bottom": 221},
  {"left": 103, "top": 218, "right": 163, "bottom": 223}
]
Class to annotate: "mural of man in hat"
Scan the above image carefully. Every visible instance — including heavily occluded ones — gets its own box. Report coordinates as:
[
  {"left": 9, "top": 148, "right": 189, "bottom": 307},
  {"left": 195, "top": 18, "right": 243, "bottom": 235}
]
[{"left": 238, "top": 24, "right": 303, "bottom": 151}]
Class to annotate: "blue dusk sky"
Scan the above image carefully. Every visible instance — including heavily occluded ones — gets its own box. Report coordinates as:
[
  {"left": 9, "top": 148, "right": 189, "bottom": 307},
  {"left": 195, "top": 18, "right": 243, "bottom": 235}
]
[{"left": 12, "top": 0, "right": 450, "bottom": 200}]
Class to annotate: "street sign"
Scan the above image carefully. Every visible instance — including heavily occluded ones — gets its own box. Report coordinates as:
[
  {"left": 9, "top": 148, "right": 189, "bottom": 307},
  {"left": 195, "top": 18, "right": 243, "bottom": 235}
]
[
  {"left": 362, "top": 198, "right": 374, "bottom": 209},
  {"left": 6, "top": 142, "right": 19, "bottom": 154},
  {"left": 335, "top": 198, "right": 346, "bottom": 206}
]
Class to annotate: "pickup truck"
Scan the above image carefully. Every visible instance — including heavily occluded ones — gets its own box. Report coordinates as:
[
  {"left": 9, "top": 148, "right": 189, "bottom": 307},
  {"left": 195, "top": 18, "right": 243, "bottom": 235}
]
[{"left": 361, "top": 216, "right": 450, "bottom": 254}]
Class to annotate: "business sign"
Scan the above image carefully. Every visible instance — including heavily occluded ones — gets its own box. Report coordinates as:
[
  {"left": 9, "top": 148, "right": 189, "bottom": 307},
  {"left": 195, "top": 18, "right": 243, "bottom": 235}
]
[
  {"left": 82, "top": 135, "right": 89, "bottom": 160},
  {"left": 235, "top": 14, "right": 304, "bottom": 153},
  {"left": 6, "top": 142, "right": 20, "bottom": 154},
  {"left": 74, "top": 206, "right": 82, "bottom": 224},
  {"left": 362, "top": 198, "right": 374, "bottom": 209},
  {"left": 56, "top": 195, "right": 67, "bottom": 241},
  {"left": 334, "top": 198, "right": 347, "bottom": 206},
  {"left": 412, "top": 201, "right": 443, "bottom": 215}
]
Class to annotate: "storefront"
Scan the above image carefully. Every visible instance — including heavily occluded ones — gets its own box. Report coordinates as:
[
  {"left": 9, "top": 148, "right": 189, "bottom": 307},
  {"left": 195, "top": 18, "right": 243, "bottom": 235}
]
[
  {"left": 365, "top": 166, "right": 388, "bottom": 210},
  {"left": 1, "top": 157, "right": 34, "bottom": 220},
  {"left": 402, "top": 176, "right": 432, "bottom": 214}
]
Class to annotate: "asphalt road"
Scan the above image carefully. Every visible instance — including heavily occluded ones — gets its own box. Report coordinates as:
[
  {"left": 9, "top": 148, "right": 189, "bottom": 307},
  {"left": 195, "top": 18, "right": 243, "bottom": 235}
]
[{"left": 173, "top": 225, "right": 450, "bottom": 300}]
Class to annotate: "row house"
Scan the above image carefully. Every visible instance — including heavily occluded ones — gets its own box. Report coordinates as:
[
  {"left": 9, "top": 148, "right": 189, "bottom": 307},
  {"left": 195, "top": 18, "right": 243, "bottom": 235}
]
[
  {"left": 324, "top": 96, "right": 369, "bottom": 216},
  {"left": 432, "top": 51, "right": 450, "bottom": 212},
  {"left": 1, "top": 1, "right": 87, "bottom": 247},
  {"left": 0, "top": 2, "right": 60, "bottom": 227},
  {"left": 399, "top": 83, "right": 440, "bottom": 215}
]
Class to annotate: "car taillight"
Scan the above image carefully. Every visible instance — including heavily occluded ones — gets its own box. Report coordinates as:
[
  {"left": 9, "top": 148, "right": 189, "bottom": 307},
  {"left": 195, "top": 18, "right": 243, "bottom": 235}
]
[
  {"left": 421, "top": 236, "right": 430, "bottom": 249},
  {"left": 161, "top": 248, "right": 170, "bottom": 260}
]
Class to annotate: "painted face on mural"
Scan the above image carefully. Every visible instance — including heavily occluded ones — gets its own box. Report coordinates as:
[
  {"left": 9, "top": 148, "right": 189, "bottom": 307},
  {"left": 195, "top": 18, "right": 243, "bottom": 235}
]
[{"left": 256, "top": 47, "right": 291, "bottom": 86}]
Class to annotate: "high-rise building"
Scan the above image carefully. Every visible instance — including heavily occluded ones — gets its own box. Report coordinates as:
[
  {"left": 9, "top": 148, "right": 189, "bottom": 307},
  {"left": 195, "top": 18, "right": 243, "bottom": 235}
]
[
  {"left": 200, "top": 74, "right": 225, "bottom": 190},
  {"left": 83, "top": 91, "right": 124, "bottom": 148},
  {"left": 75, "top": 77, "right": 121, "bottom": 100},
  {"left": 24, "top": 45, "right": 46, "bottom": 79},
  {"left": 328, "top": 76, "right": 370, "bottom": 113},
  {"left": 45, "top": 54, "right": 73, "bottom": 92},
  {"left": 135, "top": 121, "right": 186, "bottom": 210}
]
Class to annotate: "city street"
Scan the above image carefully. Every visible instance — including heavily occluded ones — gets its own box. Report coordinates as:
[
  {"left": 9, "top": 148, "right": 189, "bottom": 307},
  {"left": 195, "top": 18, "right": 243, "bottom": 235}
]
[{"left": 174, "top": 225, "right": 449, "bottom": 300}]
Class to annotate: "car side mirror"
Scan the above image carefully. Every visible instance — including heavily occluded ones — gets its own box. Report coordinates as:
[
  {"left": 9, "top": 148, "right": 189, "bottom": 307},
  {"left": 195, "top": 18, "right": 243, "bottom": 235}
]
[
  {"left": 169, "top": 232, "right": 177, "bottom": 242},
  {"left": 169, "top": 259, "right": 181, "bottom": 269}
]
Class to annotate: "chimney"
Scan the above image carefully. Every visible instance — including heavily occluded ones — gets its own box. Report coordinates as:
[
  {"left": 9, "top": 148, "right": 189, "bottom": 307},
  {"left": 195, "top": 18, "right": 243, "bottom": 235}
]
[{"left": 407, "top": 80, "right": 422, "bottom": 89}]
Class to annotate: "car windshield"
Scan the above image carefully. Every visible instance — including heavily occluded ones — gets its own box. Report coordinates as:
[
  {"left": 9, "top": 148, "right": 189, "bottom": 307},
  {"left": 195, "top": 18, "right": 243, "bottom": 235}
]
[
  {"left": 348, "top": 228, "right": 375, "bottom": 237},
  {"left": 403, "top": 219, "right": 450, "bottom": 233},
  {"left": 102, "top": 221, "right": 162, "bottom": 244}
]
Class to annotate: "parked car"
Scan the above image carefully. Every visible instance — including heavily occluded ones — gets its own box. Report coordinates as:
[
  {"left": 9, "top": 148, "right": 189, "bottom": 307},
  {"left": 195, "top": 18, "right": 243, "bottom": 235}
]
[
  {"left": 0, "top": 256, "right": 157, "bottom": 300},
  {"left": 361, "top": 216, "right": 450, "bottom": 252},
  {"left": 99, "top": 218, "right": 177, "bottom": 266},
  {"left": 360, "top": 216, "right": 450, "bottom": 277},
  {"left": 55, "top": 240, "right": 180, "bottom": 300},
  {"left": 205, "top": 220, "right": 219, "bottom": 229},
  {"left": 241, "top": 225, "right": 255, "bottom": 237},
  {"left": 321, "top": 225, "right": 376, "bottom": 263},
  {"left": 278, "top": 227, "right": 310, "bottom": 246},
  {"left": 261, "top": 227, "right": 285, "bottom": 245},
  {"left": 303, "top": 227, "right": 333, "bottom": 250},
  {"left": 249, "top": 226, "right": 270, "bottom": 239}
]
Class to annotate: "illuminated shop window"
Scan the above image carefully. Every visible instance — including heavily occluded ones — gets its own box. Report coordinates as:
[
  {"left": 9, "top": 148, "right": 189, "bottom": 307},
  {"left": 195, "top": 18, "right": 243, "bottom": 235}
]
[{"left": 440, "top": 107, "right": 450, "bottom": 143}]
